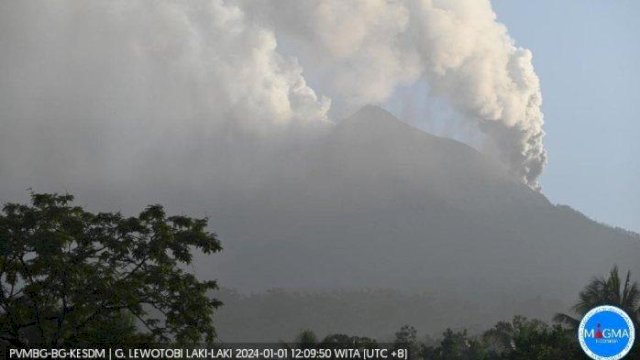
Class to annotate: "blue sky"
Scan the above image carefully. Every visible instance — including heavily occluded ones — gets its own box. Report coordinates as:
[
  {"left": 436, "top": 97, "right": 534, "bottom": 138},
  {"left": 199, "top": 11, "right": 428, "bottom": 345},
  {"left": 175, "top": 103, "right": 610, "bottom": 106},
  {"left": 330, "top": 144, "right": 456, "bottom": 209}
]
[{"left": 491, "top": 0, "right": 640, "bottom": 232}]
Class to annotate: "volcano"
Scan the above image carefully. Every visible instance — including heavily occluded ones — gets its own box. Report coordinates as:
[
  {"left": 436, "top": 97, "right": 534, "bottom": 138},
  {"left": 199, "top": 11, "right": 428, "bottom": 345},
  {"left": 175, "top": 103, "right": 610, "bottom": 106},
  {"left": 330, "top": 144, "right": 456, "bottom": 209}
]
[{"left": 203, "top": 106, "right": 640, "bottom": 340}]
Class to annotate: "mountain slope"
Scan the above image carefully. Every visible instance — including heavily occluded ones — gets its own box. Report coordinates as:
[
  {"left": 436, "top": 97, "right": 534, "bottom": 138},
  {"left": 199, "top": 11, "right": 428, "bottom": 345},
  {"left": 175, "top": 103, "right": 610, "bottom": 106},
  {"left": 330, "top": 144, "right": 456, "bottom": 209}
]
[{"left": 199, "top": 106, "right": 640, "bottom": 340}]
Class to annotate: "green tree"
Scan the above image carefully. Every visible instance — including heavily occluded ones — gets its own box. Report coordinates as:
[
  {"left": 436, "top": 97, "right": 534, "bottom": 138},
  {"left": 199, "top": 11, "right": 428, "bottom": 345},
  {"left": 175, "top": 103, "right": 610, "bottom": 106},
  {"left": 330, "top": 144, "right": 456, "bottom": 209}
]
[
  {"left": 295, "top": 329, "right": 318, "bottom": 349},
  {"left": 393, "top": 325, "right": 421, "bottom": 358},
  {"left": 421, "top": 328, "right": 487, "bottom": 360},
  {"left": 553, "top": 265, "right": 640, "bottom": 358},
  {"left": 321, "top": 333, "right": 377, "bottom": 349},
  {"left": 554, "top": 265, "right": 639, "bottom": 330},
  {"left": 483, "top": 317, "right": 584, "bottom": 360},
  {"left": 0, "top": 193, "right": 222, "bottom": 346}
]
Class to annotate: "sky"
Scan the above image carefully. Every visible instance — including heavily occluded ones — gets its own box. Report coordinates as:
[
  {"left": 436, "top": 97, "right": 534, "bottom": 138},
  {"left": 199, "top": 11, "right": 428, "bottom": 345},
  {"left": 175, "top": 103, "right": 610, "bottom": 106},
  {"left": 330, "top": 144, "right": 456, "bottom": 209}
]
[
  {"left": 488, "top": 0, "right": 640, "bottom": 232},
  {"left": 0, "top": 0, "right": 637, "bottom": 233}
]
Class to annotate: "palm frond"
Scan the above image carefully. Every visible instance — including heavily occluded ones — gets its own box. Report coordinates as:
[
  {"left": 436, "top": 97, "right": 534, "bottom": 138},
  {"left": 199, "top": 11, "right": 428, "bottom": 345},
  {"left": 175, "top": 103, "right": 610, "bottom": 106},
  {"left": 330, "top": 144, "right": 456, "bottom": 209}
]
[
  {"left": 566, "top": 266, "right": 640, "bottom": 326},
  {"left": 621, "top": 270, "right": 640, "bottom": 310}
]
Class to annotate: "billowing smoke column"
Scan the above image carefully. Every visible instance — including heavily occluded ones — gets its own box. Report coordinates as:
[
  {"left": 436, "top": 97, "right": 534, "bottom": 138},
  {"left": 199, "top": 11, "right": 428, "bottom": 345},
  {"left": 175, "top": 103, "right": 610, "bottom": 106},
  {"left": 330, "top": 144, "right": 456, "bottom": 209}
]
[
  {"left": 0, "top": 0, "right": 330, "bottom": 135},
  {"left": 245, "top": 0, "right": 547, "bottom": 188},
  {"left": 0, "top": 0, "right": 546, "bottom": 189},
  {"left": 411, "top": 0, "right": 547, "bottom": 188}
]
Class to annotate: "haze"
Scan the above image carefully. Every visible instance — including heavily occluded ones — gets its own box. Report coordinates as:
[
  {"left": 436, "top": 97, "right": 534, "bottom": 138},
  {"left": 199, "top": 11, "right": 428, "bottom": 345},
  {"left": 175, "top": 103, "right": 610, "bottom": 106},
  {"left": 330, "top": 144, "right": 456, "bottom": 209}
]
[{"left": 0, "top": 0, "right": 638, "bottom": 342}]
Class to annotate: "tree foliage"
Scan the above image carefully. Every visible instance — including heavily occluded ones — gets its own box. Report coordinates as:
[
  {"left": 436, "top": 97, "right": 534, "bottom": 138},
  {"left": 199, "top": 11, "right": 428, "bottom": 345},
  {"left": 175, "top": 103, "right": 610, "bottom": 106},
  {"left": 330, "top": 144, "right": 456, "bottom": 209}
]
[
  {"left": 289, "top": 329, "right": 378, "bottom": 352},
  {"left": 553, "top": 265, "right": 640, "bottom": 358},
  {"left": 554, "top": 265, "right": 639, "bottom": 330},
  {"left": 293, "top": 318, "right": 585, "bottom": 360},
  {"left": 0, "top": 193, "right": 222, "bottom": 346},
  {"left": 391, "top": 318, "right": 584, "bottom": 360}
]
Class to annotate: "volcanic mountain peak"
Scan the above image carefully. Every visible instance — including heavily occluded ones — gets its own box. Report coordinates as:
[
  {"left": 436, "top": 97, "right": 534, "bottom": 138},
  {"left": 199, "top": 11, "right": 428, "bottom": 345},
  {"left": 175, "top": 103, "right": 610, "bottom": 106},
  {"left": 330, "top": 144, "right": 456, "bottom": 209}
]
[
  {"left": 317, "top": 106, "right": 548, "bottom": 210},
  {"left": 206, "top": 106, "right": 640, "bottom": 341},
  {"left": 335, "top": 105, "right": 453, "bottom": 146}
]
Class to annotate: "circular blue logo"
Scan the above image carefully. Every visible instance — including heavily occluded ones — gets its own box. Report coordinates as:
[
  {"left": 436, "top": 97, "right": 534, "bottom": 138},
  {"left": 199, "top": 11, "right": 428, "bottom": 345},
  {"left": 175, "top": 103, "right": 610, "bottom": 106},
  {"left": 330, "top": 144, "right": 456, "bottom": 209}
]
[{"left": 579, "top": 305, "right": 635, "bottom": 360}]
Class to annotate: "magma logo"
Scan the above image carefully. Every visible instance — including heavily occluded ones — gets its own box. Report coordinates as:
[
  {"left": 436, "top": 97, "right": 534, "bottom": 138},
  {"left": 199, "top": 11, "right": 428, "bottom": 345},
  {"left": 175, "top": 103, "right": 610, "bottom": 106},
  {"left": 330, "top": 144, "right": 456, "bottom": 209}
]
[{"left": 579, "top": 306, "right": 635, "bottom": 360}]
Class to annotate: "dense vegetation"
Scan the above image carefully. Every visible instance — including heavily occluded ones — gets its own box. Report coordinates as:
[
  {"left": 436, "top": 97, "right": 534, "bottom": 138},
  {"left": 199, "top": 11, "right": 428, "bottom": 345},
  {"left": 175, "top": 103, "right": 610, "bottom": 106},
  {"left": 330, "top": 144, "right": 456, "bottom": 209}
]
[
  {"left": 290, "top": 318, "right": 584, "bottom": 360},
  {"left": 0, "top": 193, "right": 222, "bottom": 346}
]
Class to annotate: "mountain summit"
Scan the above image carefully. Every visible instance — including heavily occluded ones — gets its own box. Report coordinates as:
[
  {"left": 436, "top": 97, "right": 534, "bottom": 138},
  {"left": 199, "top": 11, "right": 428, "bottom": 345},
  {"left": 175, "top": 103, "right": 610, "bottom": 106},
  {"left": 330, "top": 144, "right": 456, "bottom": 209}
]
[{"left": 323, "top": 105, "right": 546, "bottom": 210}]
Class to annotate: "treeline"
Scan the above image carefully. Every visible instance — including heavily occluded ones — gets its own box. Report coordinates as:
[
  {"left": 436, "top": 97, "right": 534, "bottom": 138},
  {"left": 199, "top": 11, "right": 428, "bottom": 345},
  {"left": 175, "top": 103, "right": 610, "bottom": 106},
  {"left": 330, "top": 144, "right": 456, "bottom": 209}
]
[
  {"left": 289, "top": 317, "right": 585, "bottom": 359},
  {"left": 214, "top": 287, "right": 565, "bottom": 342}
]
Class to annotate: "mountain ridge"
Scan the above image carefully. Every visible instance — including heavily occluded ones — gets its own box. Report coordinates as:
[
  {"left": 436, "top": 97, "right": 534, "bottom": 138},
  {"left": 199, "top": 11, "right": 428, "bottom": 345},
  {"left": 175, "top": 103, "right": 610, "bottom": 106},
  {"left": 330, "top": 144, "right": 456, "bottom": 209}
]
[{"left": 196, "top": 106, "right": 640, "bottom": 340}]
